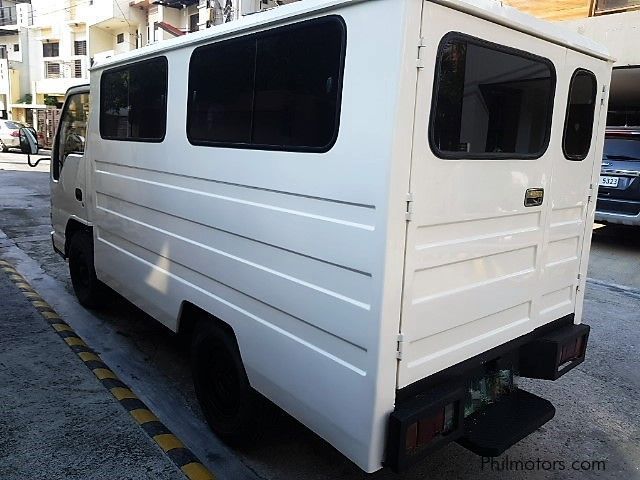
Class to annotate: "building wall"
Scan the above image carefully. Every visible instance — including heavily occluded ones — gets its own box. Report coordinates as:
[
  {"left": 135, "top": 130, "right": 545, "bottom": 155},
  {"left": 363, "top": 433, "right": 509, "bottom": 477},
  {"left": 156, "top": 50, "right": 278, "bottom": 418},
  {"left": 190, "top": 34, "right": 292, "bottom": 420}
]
[
  {"left": 563, "top": 9, "right": 640, "bottom": 65},
  {"left": 504, "top": 0, "right": 594, "bottom": 21}
]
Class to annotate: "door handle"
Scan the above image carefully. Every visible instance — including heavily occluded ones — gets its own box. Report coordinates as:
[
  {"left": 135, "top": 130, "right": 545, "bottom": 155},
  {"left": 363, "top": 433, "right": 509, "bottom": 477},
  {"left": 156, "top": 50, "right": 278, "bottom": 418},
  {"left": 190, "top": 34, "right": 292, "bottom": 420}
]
[
  {"left": 524, "top": 188, "right": 544, "bottom": 207},
  {"left": 75, "top": 188, "right": 83, "bottom": 202}
]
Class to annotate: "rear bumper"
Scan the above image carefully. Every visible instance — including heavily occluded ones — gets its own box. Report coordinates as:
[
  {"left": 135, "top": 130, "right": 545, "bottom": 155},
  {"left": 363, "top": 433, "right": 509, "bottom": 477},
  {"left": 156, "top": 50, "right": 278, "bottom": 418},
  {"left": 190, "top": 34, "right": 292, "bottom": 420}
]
[
  {"left": 386, "top": 316, "right": 589, "bottom": 472},
  {"left": 595, "top": 198, "right": 640, "bottom": 226}
]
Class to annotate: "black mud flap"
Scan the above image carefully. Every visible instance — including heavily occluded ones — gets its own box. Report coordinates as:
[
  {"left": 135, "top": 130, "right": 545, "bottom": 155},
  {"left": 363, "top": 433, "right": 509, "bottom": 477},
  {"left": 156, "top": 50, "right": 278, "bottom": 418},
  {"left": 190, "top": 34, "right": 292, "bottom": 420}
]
[{"left": 457, "top": 389, "right": 555, "bottom": 457}]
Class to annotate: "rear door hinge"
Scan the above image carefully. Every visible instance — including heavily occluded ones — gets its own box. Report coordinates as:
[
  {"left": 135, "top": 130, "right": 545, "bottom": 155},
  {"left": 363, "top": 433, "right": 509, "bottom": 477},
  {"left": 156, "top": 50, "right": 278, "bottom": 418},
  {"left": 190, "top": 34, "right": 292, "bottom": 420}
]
[
  {"left": 417, "top": 37, "right": 426, "bottom": 69},
  {"left": 601, "top": 84, "right": 607, "bottom": 106},
  {"left": 405, "top": 192, "right": 415, "bottom": 221},
  {"left": 587, "top": 183, "right": 594, "bottom": 203},
  {"left": 396, "top": 333, "right": 405, "bottom": 360}
]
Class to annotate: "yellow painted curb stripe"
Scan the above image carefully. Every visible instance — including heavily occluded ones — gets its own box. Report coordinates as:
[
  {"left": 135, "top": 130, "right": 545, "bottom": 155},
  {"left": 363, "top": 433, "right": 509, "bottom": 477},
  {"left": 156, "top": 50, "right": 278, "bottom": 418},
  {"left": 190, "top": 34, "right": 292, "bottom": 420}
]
[
  {"left": 181, "top": 462, "right": 216, "bottom": 480},
  {"left": 1, "top": 259, "right": 218, "bottom": 480},
  {"left": 78, "top": 351, "right": 101, "bottom": 362},
  {"left": 64, "top": 337, "right": 87, "bottom": 347},
  {"left": 130, "top": 408, "right": 159, "bottom": 425},
  {"left": 154, "top": 433, "right": 185, "bottom": 453},
  {"left": 93, "top": 368, "right": 118, "bottom": 380},
  {"left": 111, "top": 387, "right": 138, "bottom": 401},
  {"left": 52, "top": 323, "right": 73, "bottom": 332}
]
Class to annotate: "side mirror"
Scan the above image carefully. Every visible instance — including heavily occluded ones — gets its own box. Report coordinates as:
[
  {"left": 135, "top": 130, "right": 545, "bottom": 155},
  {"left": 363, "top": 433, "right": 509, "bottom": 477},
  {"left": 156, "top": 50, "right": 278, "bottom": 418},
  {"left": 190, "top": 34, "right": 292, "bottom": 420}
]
[{"left": 19, "top": 127, "right": 42, "bottom": 167}]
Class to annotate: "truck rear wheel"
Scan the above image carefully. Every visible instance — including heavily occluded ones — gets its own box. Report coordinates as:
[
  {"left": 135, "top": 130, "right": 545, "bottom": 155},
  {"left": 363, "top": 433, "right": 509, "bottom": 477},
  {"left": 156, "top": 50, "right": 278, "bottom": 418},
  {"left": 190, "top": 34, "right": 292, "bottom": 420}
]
[
  {"left": 191, "top": 322, "right": 265, "bottom": 446},
  {"left": 68, "top": 232, "right": 108, "bottom": 309}
]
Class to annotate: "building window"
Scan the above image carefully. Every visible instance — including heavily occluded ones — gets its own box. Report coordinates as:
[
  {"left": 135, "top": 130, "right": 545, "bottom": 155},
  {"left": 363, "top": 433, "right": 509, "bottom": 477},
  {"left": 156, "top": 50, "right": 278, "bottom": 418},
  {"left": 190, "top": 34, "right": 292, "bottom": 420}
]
[
  {"left": 430, "top": 33, "right": 556, "bottom": 159},
  {"left": 74, "top": 59, "right": 83, "bottom": 79},
  {"left": 117, "top": 33, "right": 125, "bottom": 44},
  {"left": 563, "top": 69, "right": 598, "bottom": 161},
  {"left": 13, "top": 44, "right": 19, "bottom": 52},
  {"left": 0, "top": 46, "right": 6, "bottom": 59},
  {"left": 187, "top": 16, "right": 346, "bottom": 152},
  {"left": 45, "top": 61, "right": 61, "bottom": 79},
  {"left": 100, "top": 56, "right": 168, "bottom": 142},
  {"left": 74, "top": 40, "right": 87, "bottom": 56},
  {"left": 189, "top": 13, "right": 199, "bottom": 33},
  {"left": 43, "top": 42, "right": 60, "bottom": 58}
]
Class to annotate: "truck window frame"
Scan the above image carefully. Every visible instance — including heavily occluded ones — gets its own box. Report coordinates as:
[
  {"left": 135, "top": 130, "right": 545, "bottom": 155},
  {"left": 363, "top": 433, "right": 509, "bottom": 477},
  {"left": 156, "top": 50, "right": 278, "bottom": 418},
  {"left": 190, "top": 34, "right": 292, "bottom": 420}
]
[
  {"left": 428, "top": 31, "right": 557, "bottom": 161},
  {"left": 185, "top": 15, "right": 347, "bottom": 154},
  {"left": 99, "top": 56, "right": 169, "bottom": 143},
  {"left": 52, "top": 90, "right": 89, "bottom": 181},
  {"left": 562, "top": 68, "right": 598, "bottom": 161}
]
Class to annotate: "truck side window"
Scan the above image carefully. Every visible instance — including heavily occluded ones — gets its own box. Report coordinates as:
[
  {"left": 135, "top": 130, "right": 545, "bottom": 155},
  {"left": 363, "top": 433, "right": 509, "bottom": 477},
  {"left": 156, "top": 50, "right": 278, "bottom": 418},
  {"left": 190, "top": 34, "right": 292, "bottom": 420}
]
[
  {"left": 430, "top": 33, "right": 556, "bottom": 159},
  {"left": 53, "top": 92, "right": 89, "bottom": 181},
  {"left": 563, "top": 69, "right": 598, "bottom": 161},
  {"left": 100, "top": 56, "right": 168, "bottom": 142},
  {"left": 187, "top": 16, "right": 346, "bottom": 152}
]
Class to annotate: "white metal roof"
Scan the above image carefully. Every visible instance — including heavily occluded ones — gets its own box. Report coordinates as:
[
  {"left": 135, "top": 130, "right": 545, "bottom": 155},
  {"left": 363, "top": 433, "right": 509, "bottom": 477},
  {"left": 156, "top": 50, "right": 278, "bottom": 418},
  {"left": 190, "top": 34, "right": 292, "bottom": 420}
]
[{"left": 91, "top": 0, "right": 613, "bottom": 71}]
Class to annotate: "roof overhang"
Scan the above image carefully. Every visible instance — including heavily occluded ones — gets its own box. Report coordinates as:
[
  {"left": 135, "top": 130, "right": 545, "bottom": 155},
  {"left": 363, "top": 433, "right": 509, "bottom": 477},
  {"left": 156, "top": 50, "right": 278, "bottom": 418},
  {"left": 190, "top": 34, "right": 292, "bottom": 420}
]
[{"left": 153, "top": 0, "right": 198, "bottom": 8}]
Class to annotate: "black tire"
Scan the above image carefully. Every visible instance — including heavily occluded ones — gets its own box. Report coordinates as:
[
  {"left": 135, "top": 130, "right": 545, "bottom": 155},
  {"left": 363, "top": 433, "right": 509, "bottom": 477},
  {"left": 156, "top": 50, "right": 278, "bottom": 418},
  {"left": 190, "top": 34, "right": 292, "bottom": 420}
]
[
  {"left": 192, "top": 322, "right": 265, "bottom": 446},
  {"left": 68, "top": 232, "right": 107, "bottom": 309},
  {"left": 1, "top": 142, "right": 8, "bottom": 153}
]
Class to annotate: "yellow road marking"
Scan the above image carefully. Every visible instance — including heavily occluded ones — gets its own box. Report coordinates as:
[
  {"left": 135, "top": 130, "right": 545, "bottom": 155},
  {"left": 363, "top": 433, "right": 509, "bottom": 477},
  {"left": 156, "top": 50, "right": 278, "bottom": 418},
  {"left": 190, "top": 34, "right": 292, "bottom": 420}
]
[
  {"left": 154, "top": 433, "right": 185, "bottom": 453},
  {"left": 31, "top": 300, "right": 50, "bottom": 308},
  {"left": 78, "top": 351, "right": 100, "bottom": 362},
  {"left": 42, "top": 311, "right": 61, "bottom": 320},
  {"left": 130, "top": 408, "right": 159, "bottom": 425},
  {"left": 64, "top": 337, "right": 87, "bottom": 347},
  {"left": 181, "top": 462, "right": 216, "bottom": 480},
  {"left": 52, "top": 323, "right": 73, "bottom": 332},
  {"left": 93, "top": 368, "right": 117, "bottom": 380},
  {"left": 111, "top": 387, "right": 138, "bottom": 401}
]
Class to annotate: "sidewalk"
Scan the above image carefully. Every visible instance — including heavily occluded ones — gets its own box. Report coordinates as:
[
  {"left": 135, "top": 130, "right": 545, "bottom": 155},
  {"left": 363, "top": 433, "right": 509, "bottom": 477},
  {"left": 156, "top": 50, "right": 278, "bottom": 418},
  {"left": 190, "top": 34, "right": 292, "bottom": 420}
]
[{"left": 0, "top": 266, "right": 183, "bottom": 480}]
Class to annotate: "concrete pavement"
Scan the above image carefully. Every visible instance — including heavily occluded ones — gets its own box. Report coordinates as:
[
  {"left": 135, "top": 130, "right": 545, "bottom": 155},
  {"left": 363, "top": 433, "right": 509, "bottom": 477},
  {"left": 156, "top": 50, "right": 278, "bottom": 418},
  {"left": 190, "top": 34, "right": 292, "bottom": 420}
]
[{"left": 0, "top": 262, "right": 184, "bottom": 480}]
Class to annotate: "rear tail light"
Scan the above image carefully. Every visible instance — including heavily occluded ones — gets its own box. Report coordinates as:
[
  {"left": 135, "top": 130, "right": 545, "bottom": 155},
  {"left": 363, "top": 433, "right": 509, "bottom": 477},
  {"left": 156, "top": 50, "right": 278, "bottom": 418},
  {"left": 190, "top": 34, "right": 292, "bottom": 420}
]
[
  {"left": 559, "top": 334, "right": 586, "bottom": 366},
  {"left": 387, "top": 385, "right": 465, "bottom": 472},
  {"left": 10, "top": 130, "right": 19, "bottom": 137},
  {"left": 404, "top": 402, "right": 459, "bottom": 455}
]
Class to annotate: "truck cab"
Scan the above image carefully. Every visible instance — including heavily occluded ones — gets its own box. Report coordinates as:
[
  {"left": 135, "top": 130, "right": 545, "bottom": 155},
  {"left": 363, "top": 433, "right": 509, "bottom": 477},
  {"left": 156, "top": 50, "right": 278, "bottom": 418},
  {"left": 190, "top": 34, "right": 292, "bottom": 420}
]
[{"left": 50, "top": 85, "right": 91, "bottom": 259}]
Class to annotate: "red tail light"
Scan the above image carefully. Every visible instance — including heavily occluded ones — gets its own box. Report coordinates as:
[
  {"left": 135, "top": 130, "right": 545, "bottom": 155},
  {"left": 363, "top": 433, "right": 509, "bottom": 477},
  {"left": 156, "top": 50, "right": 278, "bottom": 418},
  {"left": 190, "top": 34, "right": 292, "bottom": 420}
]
[
  {"left": 405, "top": 402, "right": 457, "bottom": 454},
  {"left": 10, "top": 130, "right": 19, "bottom": 137}
]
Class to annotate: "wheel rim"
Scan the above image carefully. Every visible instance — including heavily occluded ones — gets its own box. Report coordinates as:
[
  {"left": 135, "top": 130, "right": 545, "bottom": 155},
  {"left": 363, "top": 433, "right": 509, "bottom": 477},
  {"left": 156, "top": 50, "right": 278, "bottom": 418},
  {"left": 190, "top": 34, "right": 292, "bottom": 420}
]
[{"left": 198, "top": 344, "right": 242, "bottom": 422}]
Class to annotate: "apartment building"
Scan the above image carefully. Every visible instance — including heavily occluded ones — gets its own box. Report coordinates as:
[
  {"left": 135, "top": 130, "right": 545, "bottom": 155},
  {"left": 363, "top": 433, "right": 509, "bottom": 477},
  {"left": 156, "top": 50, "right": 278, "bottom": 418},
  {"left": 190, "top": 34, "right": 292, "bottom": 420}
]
[{"left": 2, "top": 0, "right": 300, "bottom": 127}]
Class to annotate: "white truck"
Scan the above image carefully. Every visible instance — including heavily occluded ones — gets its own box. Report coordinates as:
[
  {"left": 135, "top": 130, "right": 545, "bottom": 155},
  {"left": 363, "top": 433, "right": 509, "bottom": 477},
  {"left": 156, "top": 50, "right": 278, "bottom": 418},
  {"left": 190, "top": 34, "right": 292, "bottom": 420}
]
[{"left": 28, "top": 0, "right": 612, "bottom": 473}]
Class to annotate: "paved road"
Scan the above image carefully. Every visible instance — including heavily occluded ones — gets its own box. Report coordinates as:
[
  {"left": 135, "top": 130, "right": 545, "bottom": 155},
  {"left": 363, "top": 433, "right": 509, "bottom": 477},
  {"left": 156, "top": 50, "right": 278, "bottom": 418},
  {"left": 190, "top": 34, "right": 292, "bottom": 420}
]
[{"left": 1, "top": 151, "right": 639, "bottom": 479}]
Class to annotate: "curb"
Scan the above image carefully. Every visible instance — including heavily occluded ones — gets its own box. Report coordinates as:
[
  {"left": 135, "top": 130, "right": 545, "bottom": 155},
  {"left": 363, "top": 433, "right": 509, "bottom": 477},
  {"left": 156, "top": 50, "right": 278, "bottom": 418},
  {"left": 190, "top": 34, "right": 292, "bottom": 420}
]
[{"left": 0, "top": 259, "right": 216, "bottom": 480}]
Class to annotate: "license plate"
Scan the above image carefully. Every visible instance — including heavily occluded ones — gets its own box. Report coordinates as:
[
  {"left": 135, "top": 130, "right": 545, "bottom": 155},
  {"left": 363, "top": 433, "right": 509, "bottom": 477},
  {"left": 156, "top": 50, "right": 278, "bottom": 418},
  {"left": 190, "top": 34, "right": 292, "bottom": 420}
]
[{"left": 599, "top": 176, "right": 619, "bottom": 188}]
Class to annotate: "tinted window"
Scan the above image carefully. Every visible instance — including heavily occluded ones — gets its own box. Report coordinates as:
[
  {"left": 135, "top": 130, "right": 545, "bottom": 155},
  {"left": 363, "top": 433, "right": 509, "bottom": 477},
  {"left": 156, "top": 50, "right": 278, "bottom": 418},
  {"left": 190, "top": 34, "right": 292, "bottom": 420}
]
[
  {"left": 187, "top": 16, "right": 345, "bottom": 152},
  {"left": 430, "top": 34, "right": 555, "bottom": 159},
  {"left": 100, "top": 57, "right": 168, "bottom": 142},
  {"left": 563, "top": 70, "right": 598, "bottom": 160}
]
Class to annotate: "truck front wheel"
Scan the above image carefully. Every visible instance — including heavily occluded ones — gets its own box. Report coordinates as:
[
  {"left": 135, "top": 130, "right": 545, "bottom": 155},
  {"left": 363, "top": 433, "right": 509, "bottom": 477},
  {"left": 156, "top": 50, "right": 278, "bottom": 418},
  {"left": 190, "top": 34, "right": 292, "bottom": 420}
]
[
  {"left": 191, "top": 322, "right": 266, "bottom": 446},
  {"left": 68, "top": 232, "right": 107, "bottom": 309}
]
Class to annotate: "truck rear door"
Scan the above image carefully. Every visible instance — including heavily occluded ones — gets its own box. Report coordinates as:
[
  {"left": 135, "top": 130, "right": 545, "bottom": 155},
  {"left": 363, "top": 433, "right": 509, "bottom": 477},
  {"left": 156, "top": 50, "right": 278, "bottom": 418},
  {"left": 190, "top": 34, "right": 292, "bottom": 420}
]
[{"left": 397, "top": 3, "right": 602, "bottom": 388}]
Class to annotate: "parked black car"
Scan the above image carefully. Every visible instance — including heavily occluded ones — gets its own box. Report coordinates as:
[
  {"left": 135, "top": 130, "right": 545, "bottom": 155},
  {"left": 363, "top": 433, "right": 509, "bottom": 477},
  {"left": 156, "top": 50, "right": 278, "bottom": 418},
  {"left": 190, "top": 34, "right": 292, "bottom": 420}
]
[{"left": 595, "top": 128, "right": 640, "bottom": 226}]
